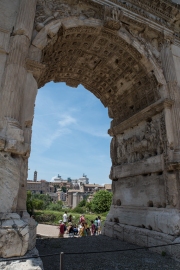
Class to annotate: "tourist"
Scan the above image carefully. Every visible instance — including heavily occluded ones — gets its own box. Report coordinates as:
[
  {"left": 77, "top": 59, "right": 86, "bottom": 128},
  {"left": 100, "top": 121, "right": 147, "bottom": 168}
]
[
  {"left": 94, "top": 217, "right": 98, "bottom": 234},
  {"left": 78, "top": 223, "right": 82, "bottom": 236},
  {"left": 58, "top": 220, "right": 65, "bottom": 238},
  {"left": 79, "top": 223, "right": 86, "bottom": 237},
  {"left": 97, "top": 216, "right": 101, "bottom": 235},
  {"left": 80, "top": 214, "right": 85, "bottom": 224},
  {"left": 73, "top": 224, "right": 78, "bottom": 235},
  {"left": 63, "top": 211, "right": 68, "bottom": 225},
  {"left": 68, "top": 214, "right": 72, "bottom": 223},
  {"left": 68, "top": 222, "right": 74, "bottom": 237},
  {"left": 86, "top": 223, "right": 91, "bottom": 236},
  {"left": 91, "top": 220, "right": 96, "bottom": 236}
]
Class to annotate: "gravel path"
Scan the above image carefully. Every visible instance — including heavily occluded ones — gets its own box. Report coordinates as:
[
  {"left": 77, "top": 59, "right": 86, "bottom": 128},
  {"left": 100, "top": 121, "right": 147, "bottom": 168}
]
[{"left": 36, "top": 235, "right": 180, "bottom": 270}]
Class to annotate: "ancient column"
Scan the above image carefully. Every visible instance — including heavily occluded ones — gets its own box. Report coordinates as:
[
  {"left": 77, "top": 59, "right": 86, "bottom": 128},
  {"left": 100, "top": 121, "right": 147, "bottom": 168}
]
[
  {"left": 0, "top": 0, "right": 38, "bottom": 260},
  {"left": 161, "top": 40, "right": 180, "bottom": 163}
]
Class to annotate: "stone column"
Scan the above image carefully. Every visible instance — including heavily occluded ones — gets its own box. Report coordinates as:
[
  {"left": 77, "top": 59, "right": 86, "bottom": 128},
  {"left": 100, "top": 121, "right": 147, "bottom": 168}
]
[
  {"left": 161, "top": 41, "right": 180, "bottom": 163},
  {"left": 0, "top": 0, "right": 38, "bottom": 259}
]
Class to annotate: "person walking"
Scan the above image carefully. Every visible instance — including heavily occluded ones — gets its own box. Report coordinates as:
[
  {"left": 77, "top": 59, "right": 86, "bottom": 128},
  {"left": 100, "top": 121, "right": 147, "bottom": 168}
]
[
  {"left": 97, "top": 216, "right": 101, "bottom": 235},
  {"left": 68, "top": 222, "right": 74, "bottom": 237},
  {"left": 58, "top": 220, "right": 65, "bottom": 238},
  {"left": 68, "top": 214, "right": 72, "bottom": 223},
  {"left": 63, "top": 211, "right": 68, "bottom": 225},
  {"left": 94, "top": 217, "right": 98, "bottom": 235},
  {"left": 91, "top": 220, "right": 96, "bottom": 236}
]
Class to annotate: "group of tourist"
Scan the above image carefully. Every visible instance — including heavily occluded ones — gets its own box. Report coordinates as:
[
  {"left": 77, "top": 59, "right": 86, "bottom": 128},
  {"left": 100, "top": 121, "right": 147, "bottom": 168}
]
[{"left": 58, "top": 211, "right": 102, "bottom": 238}]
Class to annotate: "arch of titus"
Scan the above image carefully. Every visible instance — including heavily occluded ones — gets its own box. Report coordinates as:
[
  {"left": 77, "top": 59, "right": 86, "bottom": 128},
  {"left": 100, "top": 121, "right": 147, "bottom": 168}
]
[{"left": 1, "top": 0, "right": 180, "bottom": 266}]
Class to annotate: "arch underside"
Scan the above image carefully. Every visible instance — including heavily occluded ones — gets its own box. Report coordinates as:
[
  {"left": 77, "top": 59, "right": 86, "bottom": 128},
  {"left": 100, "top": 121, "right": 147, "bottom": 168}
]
[{"left": 38, "top": 25, "right": 160, "bottom": 122}]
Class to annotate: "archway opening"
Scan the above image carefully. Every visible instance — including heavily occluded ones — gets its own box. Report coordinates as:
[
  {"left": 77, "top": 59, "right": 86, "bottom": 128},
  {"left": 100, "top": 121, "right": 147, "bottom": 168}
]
[{"left": 28, "top": 81, "right": 111, "bottom": 185}]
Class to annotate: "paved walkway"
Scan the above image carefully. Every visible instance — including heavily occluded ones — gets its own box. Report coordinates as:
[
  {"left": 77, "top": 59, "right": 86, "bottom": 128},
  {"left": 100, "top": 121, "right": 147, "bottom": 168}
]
[
  {"left": 36, "top": 224, "right": 180, "bottom": 270},
  {"left": 37, "top": 224, "right": 60, "bottom": 238}
]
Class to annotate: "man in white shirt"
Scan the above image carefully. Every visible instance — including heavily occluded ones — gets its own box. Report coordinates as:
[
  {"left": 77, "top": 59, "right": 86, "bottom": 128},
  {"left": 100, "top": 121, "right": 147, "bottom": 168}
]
[{"left": 63, "top": 211, "right": 68, "bottom": 225}]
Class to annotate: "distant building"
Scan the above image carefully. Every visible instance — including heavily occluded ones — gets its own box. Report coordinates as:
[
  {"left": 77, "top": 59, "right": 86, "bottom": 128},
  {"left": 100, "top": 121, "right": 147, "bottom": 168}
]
[
  {"left": 67, "top": 183, "right": 105, "bottom": 209},
  {"left": 104, "top": 184, "right": 112, "bottom": 192},
  {"left": 57, "top": 190, "right": 67, "bottom": 201},
  {"left": 27, "top": 173, "right": 111, "bottom": 206},
  {"left": 34, "top": 171, "right": 37, "bottom": 182},
  {"left": 27, "top": 180, "right": 50, "bottom": 194}
]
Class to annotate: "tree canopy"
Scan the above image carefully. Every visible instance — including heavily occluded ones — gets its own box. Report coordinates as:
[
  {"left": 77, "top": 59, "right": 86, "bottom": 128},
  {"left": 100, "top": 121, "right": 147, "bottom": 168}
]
[{"left": 91, "top": 190, "right": 112, "bottom": 213}]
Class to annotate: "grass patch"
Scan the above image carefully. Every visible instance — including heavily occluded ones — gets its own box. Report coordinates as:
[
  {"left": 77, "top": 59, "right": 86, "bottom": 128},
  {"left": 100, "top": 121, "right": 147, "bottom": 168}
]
[{"left": 34, "top": 210, "right": 107, "bottom": 225}]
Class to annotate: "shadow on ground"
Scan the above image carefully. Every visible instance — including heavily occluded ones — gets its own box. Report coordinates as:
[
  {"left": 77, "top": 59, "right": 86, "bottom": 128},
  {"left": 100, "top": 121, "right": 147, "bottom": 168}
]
[{"left": 36, "top": 235, "right": 180, "bottom": 270}]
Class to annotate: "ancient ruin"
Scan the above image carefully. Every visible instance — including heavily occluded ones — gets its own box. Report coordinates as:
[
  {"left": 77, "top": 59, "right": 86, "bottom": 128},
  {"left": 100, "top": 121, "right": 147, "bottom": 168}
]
[{"left": 1, "top": 0, "right": 180, "bottom": 268}]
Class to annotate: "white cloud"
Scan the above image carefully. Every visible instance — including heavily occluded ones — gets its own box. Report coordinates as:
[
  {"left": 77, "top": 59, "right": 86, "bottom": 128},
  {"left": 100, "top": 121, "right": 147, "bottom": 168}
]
[
  {"left": 58, "top": 114, "right": 77, "bottom": 127},
  {"left": 51, "top": 175, "right": 57, "bottom": 182},
  {"left": 43, "top": 127, "right": 71, "bottom": 148}
]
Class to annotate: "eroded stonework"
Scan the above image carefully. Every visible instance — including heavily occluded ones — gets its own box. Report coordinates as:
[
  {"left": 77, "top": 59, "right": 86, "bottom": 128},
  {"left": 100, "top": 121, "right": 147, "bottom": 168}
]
[{"left": 1, "top": 0, "right": 180, "bottom": 265}]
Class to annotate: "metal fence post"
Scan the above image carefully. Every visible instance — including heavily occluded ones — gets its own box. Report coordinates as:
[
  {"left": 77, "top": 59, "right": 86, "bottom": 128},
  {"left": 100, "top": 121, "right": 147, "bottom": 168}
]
[{"left": 60, "top": 252, "right": 64, "bottom": 270}]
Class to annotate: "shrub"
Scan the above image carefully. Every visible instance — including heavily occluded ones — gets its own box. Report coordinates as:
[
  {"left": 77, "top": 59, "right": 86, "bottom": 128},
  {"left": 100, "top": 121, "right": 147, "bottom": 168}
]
[
  {"left": 72, "top": 206, "right": 86, "bottom": 214},
  {"left": 32, "top": 199, "right": 44, "bottom": 210},
  {"left": 78, "top": 199, "right": 86, "bottom": 207},
  {"left": 26, "top": 191, "right": 34, "bottom": 216},
  {"left": 47, "top": 203, "right": 63, "bottom": 211},
  {"left": 91, "top": 190, "right": 113, "bottom": 214},
  {"left": 35, "top": 213, "right": 56, "bottom": 223}
]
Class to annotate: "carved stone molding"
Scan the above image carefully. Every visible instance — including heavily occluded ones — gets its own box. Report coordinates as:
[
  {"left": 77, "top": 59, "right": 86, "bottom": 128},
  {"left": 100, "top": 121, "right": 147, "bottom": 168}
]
[
  {"left": 26, "top": 58, "right": 46, "bottom": 80},
  {"left": 109, "top": 98, "right": 173, "bottom": 136}
]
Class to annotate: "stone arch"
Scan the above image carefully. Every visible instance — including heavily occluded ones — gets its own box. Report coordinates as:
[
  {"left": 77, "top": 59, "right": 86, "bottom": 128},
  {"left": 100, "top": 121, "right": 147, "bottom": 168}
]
[
  {"left": 1, "top": 0, "right": 180, "bottom": 264},
  {"left": 28, "top": 17, "right": 167, "bottom": 124}
]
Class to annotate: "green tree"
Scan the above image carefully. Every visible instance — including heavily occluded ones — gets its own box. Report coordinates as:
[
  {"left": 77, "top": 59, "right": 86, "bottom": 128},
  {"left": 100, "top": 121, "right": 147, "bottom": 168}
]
[
  {"left": 26, "top": 191, "right": 34, "bottom": 215},
  {"left": 32, "top": 199, "right": 44, "bottom": 210},
  {"left": 61, "top": 186, "right": 67, "bottom": 193},
  {"left": 78, "top": 199, "right": 87, "bottom": 207},
  {"left": 32, "top": 194, "right": 52, "bottom": 209},
  {"left": 91, "top": 190, "right": 113, "bottom": 214},
  {"left": 47, "top": 201, "right": 63, "bottom": 211},
  {"left": 85, "top": 201, "right": 92, "bottom": 211}
]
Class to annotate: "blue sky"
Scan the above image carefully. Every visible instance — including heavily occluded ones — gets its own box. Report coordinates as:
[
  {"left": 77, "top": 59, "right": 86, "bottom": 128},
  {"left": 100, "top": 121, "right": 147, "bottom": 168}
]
[{"left": 28, "top": 82, "right": 112, "bottom": 185}]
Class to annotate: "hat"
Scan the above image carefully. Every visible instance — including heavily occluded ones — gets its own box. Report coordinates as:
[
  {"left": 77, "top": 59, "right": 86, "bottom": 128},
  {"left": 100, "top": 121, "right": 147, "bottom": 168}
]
[
  {"left": 68, "top": 222, "right": 72, "bottom": 226},
  {"left": 59, "top": 220, "right": 62, "bottom": 223}
]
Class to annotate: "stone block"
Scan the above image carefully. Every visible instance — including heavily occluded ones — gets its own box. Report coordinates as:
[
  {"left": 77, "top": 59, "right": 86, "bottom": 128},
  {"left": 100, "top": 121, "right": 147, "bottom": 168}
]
[
  {"left": 147, "top": 230, "right": 174, "bottom": 256},
  {"left": 0, "top": 30, "right": 10, "bottom": 53},
  {"left": 0, "top": 0, "right": 20, "bottom": 31},
  {"left": 7, "top": 35, "right": 29, "bottom": 66},
  {"left": 0, "top": 248, "right": 44, "bottom": 269},
  {"left": 21, "top": 73, "right": 38, "bottom": 128},
  {"left": 112, "top": 155, "right": 164, "bottom": 179},
  {"left": 135, "top": 228, "right": 148, "bottom": 247},
  {"left": 32, "top": 27, "right": 48, "bottom": 50},
  {"left": 0, "top": 64, "right": 27, "bottom": 120},
  {"left": 14, "top": 0, "right": 37, "bottom": 40},
  {"left": 102, "top": 221, "right": 114, "bottom": 238},
  {"left": 0, "top": 53, "right": 7, "bottom": 86},
  {"left": 47, "top": 21, "right": 62, "bottom": 38},
  {"left": 0, "top": 214, "right": 29, "bottom": 258},
  {"left": 28, "top": 45, "right": 42, "bottom": 62},
  {"left": 114, "top": 224, "right": 124, "bottom": 241},
  {"left": 113, "top": 173, "right": 165, "bottom": 207},
  {"left": 123, "top": 225, "right": 136, "bottom": 245},
  {"left": 107, "top": 205, "right": 180, "bottom": 235},
  {"left": 21, "top": 212, "right": 37, "bottom": 251},
  {"left": 0, "top": 152, "right": 22, "bottom": 212}
]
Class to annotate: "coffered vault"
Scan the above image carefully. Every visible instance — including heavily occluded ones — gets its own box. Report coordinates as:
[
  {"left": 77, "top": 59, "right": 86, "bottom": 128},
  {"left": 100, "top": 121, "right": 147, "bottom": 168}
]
[{"left": 1, "top": 0, "right": 180, "bottom": 268}]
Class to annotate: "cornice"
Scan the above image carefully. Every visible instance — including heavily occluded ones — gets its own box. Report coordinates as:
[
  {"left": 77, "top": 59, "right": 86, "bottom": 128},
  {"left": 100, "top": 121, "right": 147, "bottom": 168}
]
[
  {"left": 108, "top": 98, "right": 174, "bottom": 136},
  {"left": 91, "top": 0, "right": 180, "bottom": 35}
]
